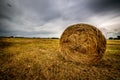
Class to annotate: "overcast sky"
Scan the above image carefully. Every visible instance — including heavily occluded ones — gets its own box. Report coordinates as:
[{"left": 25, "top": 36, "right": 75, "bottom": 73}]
[{"left": 0, "top": 0, "right": 120, "bottom": 38}]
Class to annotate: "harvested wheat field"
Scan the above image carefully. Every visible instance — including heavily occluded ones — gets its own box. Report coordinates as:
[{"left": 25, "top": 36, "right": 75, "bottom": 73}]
[
  {"left": 60, "top": 23, "right": 106, "bottom": 64},
  {"left": 0, "top": 38, "right": 120, "bottom": 80}
]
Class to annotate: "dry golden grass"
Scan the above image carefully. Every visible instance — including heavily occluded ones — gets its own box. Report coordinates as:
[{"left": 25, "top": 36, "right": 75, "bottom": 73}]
[
  {"left": 0, "top": 38, "right": 120, "bottom": 80},
  {"left": 60, "top": 24, "right": 106, "bottom": 64}
]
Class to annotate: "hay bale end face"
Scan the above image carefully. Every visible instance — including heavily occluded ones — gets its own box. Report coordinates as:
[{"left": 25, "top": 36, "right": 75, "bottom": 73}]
[{"left": 60, "top": 23, "right": 106, "bottom": 64}]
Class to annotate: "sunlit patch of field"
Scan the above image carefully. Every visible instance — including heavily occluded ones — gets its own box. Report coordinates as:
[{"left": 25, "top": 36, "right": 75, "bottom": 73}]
[{"left": 0, "top": 38, "right": 120, "bottom": 80}]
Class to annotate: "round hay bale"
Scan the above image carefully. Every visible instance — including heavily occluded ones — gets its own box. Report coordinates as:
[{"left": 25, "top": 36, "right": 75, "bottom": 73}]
[{"left": 60, "top": 23, "right": 106, "bottom": 64}]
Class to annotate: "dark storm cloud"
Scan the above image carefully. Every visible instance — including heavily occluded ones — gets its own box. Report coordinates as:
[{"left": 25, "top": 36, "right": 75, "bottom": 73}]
[
  {"left": 0, "top": 0, "right": 120, "bottom": 38},
  {"left": 0, "top": 0, "right": 12, "bottom": 20},
  {"left": 53, "top": 0, "right": 92, "bottom": 21},
  {"left": 0, "top": 0, "right": 22, "bottom": 20},
  {"left": 86, "top": 0, "right": 120, "bottom": 37},
  {"left": 0, "top": 0, "right": 64, "bottom": 37},
  {"left": 89, "top": 0, "right": 120, "bottom": 12},
  {"left": 0, "top": 0, "right": 23, "bottom": 36},
  {"left": 15, "top": 0, "right": 61, "bottom": 23}
]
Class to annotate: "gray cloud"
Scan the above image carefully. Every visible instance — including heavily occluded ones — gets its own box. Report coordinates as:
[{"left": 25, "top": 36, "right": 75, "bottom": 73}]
[
  {"left": 87, "top": 0, "right": 120, "bottom": 38},
  {"left": 88, "top": 0, "right": 120, "bottom": 12},
  {"left": 0, "top": 0, "right": 120, "bottom": 38}
]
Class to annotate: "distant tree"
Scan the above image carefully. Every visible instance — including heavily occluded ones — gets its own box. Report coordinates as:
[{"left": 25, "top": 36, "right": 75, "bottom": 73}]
[
  {"left": 10, "top": 36, "right": 14, "bottom": 38},
  {"left": 109, "top": 37, "right": 113, "bottom": 40},
  {"left": 51, "top": 37, "right": 59, "bottom": 39},
  {"left": 117, "top": 36, "right": 120, "bottom": 39},
  {"left": 114, "top": 38, "right": 118, "bottom": 40}
]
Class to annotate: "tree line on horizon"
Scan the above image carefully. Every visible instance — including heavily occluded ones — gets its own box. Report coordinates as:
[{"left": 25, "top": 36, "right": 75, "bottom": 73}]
[
  {"left": 109, "top": 36, "right": 120, "bottom": 40},
  {"left": 0, "top": 35, "right": 120, "bottom": 40},
  {"left": 0, "top": 36, "right": 59, "bottom": 39}
]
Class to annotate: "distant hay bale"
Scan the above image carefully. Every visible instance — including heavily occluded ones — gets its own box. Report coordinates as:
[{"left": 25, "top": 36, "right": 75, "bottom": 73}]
[{"left": 60, "top": 23, "right": 106, "bottom": 64}]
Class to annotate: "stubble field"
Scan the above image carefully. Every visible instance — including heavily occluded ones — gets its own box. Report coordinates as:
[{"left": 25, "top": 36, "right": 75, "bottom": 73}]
[{"left": 0, "top": 38, "right": 120, "bottom": 80}]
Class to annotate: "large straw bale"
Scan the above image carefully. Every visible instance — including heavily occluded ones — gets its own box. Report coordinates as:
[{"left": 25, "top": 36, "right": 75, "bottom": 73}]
[{"left": 60, "top": 23, "right": 106, "bottom": 64}]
